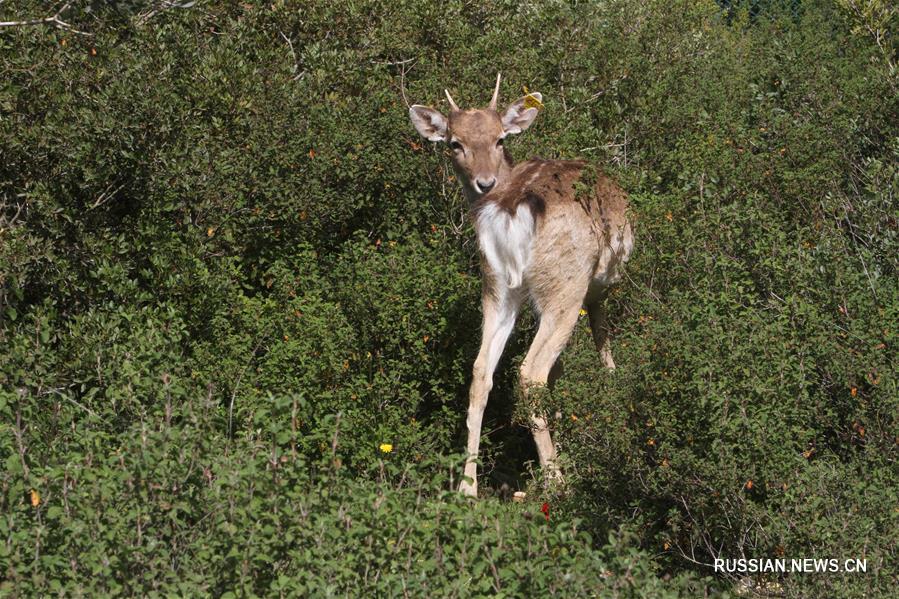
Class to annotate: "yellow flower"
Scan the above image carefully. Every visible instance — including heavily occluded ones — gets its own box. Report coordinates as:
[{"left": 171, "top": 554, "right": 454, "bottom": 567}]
[
  {"left": 30, "top": 489, "right": 40, "bottom": 507},
  {"left": 379, "top": 443, "right": 393, "bottom": 454},
  {"left": 579, "top": 309, "right": 587, "bottom": 317}
]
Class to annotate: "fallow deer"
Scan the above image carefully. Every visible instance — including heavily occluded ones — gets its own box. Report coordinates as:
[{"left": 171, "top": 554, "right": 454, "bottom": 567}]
[{"left": 409, "top": 74, "right": 633, "bottom": 497}]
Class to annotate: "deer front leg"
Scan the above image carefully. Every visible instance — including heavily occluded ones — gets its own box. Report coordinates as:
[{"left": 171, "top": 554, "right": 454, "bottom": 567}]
[{"left": 461, "top": 285, "right": 521, "bottom": 497}]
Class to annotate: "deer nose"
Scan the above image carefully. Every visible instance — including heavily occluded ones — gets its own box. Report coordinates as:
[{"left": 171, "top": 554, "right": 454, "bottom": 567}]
[{"left": 476, "top": 177, "right": 496, "bottom": 193}]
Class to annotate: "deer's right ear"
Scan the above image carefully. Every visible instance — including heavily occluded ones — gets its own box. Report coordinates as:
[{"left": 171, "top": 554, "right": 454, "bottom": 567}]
[{"left": 409, "top": 105, "right": 448, "bottom": 142}]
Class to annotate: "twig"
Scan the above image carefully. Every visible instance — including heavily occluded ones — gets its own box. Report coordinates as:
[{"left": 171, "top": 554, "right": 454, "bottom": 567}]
[
  {"left": 279, "top": 30, "right": 304, "bottom": 80},
  {"left": 397, "top": 58, "right": 416, "bottom": 108},
  {"left": 14, "top": 405, "right": 30, "bottom": 479},
  {"left": 1, "top": 200, "right": 24, "bottom": 228},
  {"left": 579, "top": 142, "right": 625, "bottom": 153},
  {"left": 46, "top": 386, "right": 110, "bottom": 424},
  {"left": 330, "top": 411, "right": 341, "bottom": 458},
  {"left": 0, "top": 2, "right": 91, "bottom": 36},
  {"left": 134, "top": 0, "right": 196, "bottom": 28},
  {"left": 373, "top": 57, "right": 415, "bottom": 66},
  {"left": 844, "top": 0, "right": 897, "bottom": 79},
  {"left": 229, "top": 337, "right": 266, "bottom": 437},
  {"left": 89, "top": 182, "right": 124, "bottom": 210}
]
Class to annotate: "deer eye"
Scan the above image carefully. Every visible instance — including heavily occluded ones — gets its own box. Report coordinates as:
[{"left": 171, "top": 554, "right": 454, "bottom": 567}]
[{"left": 450, "top": 141, "right": 463, "bottom": 152}]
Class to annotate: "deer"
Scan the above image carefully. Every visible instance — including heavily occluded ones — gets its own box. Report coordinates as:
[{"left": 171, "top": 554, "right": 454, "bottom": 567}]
[{"left": 409, "top": 74, "right": 633, "bottom": 497}]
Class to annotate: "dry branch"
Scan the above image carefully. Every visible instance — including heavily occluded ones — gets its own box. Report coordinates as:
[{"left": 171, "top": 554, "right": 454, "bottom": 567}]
[{"left": 0, "top": 2, "right": 90, "bottom": 35}]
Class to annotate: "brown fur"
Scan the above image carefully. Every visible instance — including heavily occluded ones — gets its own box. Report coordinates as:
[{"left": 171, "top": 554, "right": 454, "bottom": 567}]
[
  {"left": 472, "top": 158, "right": 584, "bottom": 218},
  {"left": 471, "top": 157, "right": 631, "bottom": 291}
]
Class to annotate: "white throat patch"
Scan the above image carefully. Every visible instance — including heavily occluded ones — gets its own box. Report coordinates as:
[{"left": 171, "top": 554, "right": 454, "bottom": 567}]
[{"left": 476, "top": 202, "right": 536, "bottom": 289}]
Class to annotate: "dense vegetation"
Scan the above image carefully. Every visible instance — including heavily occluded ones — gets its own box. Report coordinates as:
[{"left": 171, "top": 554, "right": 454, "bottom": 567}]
[{"left": 1, "top": 0, "right": 896, "bottom": 596}]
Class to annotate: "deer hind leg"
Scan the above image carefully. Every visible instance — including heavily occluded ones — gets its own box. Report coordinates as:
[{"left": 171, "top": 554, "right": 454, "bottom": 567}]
[
  {"left": 461, "top": 285, "right": 522, "bottom": 497},
  {"left": 519, "top": 292, "right": 585, "bottom": 483},
  {"left": 586, "top": 288, "right": 616, "bottom": 369}
]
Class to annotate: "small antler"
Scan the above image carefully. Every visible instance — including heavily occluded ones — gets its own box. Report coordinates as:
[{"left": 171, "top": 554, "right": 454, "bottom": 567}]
[
  {"left": 444, "top": 89, "right": 460, "bottom": 112},
  {"left": 488, "top": 72, "right": 501, "bottom": 111}
]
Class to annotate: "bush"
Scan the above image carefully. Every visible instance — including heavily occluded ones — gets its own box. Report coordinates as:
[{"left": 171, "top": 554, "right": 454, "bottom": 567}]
[
  {"left": 1, "top": 389, "right": 710, "bottom": 596},
  {"left": 1, "top": 0, "right": 895, "bottom": 596}
]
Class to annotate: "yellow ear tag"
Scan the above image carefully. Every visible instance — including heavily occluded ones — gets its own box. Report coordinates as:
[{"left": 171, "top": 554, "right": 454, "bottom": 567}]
[{"left": 522, "top": 86, "right": 544, "bottom": 110}]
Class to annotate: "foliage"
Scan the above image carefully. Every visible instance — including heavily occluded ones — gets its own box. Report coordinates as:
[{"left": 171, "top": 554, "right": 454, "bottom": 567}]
[
  {"left": 1, "top": 0, "right": 896, "bottom": 596},
  {"left": 0, "top": 392, "right": 708, "bottom": 596}
]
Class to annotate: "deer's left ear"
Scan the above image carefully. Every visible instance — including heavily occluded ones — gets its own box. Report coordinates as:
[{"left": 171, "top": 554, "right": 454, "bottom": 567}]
[
  {"left": 409, "top": 105, "right": 448, "bottom": 142},
  {"left": 502, "top": 93, "right": 542, "bottom": 135}
]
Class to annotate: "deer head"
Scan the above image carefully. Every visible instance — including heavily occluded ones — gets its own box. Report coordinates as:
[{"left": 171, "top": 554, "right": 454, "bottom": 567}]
[{"left": 409, "top": 73, "right": 542, "bottom": 200}]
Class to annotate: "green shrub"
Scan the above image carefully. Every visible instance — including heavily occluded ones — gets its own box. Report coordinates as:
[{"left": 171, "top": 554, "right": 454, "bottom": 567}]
[
  {"left": 1, "top": 389, "right": 712, "bottom": 597},
  {"left": 1, "top": 0, "right": 895, "bottom": 596}
]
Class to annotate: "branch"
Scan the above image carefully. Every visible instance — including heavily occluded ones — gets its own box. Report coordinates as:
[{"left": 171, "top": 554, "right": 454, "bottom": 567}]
[
  {"left": 279, "top": 30, "right": 305, "bottom": 81},
  {"left": 134, "top": 1, "right": 196, "bottom": 28},
  {"left": 14, "top": 404, "right": 30, "bottom": 479},
  {"left": 89, "top": 182, "right": 125, "bottom": 210},
  {"left": 0, "top": 2, "right": 91, "bottom": 35},
  {"left": 228, "top": 336, "right": 267, "bottom": 437},
  {"left": 1, "top": 198, "right": 25, "bottom": 229}
]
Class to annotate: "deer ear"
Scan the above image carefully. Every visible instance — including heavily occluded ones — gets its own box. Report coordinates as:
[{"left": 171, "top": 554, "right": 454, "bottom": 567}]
[
  {"left": 501, "top": 93, "right": 542, "bottom": 134},
  {"left": 409, "top": 105, "right": 448, "bottom": 142}
]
